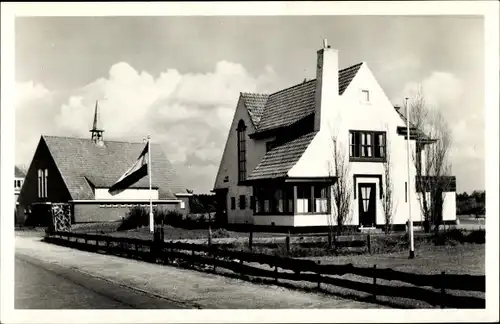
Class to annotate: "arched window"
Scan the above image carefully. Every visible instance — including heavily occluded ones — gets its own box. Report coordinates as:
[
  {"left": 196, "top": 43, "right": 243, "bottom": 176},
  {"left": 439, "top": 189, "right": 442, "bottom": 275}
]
[{"left": 237, "top": 120, "right": 247, "bottom": 183}]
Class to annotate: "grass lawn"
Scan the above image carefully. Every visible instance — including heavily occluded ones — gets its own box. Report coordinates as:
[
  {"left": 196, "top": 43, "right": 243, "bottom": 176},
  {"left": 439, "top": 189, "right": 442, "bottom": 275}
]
[
  {"left": 73, "top": 223, "right": 286, "bottom": 241},
  {"left": 303, "top": 243, "right": 485, "bottom": 275}
]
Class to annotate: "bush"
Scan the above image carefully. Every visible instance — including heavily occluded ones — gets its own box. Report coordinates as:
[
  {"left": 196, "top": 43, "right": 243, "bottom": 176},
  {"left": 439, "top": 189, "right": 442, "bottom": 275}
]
[
  {"left": 118, "top": 206, "right": 149, "bottom": 231},
  {"left": 465, "top": 229, "right": 485, "bottom": 244},
  {"left": 212, "top": 228, "right": 231, "bottom": 239},
  {"left": 430, "top": 228, "right": 485, "bottom": 245},
  {"left": 161, "top": 210, "right": 183, "bottom": 226}
]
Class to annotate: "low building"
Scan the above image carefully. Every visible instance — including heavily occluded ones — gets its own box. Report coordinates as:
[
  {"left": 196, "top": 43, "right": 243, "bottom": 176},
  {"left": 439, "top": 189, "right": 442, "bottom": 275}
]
[
  {"left": 17, "top": 102, "right": 190, "bottom": 226},
  {"left": 14, "top": 166, "right": 26, "bottom": 222}
]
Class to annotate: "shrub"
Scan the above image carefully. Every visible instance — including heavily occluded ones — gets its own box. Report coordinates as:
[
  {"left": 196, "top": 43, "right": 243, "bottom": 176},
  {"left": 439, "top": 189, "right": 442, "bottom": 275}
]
[
  {"left": 118, "top": 206, "right": 149, "bottom": 231},
  {"left": 432, "top": 228, "right": 465, "bottom": 246},
  {"left": 212, "top": 228, "right": 231, "bottom": 239},
  {"left": 465, "top": 229, "right": 485, "bottom": 244}
]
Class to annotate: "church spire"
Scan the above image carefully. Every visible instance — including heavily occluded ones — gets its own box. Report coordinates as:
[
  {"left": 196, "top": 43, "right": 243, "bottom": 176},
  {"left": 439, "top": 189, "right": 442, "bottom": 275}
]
[{"left": 90, "top": 100, "right": 104, "bottom": 146}]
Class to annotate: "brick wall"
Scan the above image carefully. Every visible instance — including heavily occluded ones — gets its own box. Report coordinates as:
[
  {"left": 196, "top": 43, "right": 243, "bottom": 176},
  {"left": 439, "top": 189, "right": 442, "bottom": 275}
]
[{"left": 73, "top": 202, "right": 181, "bottom": 223}]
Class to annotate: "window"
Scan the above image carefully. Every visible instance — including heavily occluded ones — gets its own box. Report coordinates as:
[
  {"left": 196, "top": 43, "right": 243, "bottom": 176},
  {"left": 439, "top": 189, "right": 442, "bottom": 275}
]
[
  {"left": 349, "top": 131, "right": 386, "bottom": 161},
  {"left": 313, "top": 185, "right": 329, "bottom": 213},
  {"left": 37, "top": 169, "right": 48, "bottom": 198},
  {"left": 14, "top": 180, "right": 23, "bottom": 189},
  {"left": 237, "top": 120, "right": 247, "bottom": 183},
  {"left": 180, "top": 201, "right": 186, "bottom": 209},
  {"left": 230, "top": 197, "right": 236, "bottom": 210},
  {"left": 296, "top": 184, "right": 330, "bottom": 214},
  {"left": 297, "top": 185, "right": 312, "bottom": 213},
  {"left": 274, "top": 189, "right": 284, "bottom": 213},
  {"left": 254, "top": 185, "right": 294, "bottom": 215},
  {"left": 239, "top": 195, "right": 246, "bottom": 209},
  {"left": 250, "top": 196, "right": 255, "bottom": 210},
  {"left": 361, "top": 89, "right": 370, "bottom": 103}
]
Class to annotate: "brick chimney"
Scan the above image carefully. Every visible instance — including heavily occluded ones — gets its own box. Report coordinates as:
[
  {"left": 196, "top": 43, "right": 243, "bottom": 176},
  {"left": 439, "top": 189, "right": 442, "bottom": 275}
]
[{"left": 314, "top": 38, "right": 339, "bottom": 132}]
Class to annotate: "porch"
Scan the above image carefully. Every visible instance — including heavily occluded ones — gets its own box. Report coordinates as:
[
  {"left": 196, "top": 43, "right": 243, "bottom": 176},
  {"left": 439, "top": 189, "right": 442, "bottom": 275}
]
[{"left": 250, "top": 178, "right": 334, "bottom": 227}]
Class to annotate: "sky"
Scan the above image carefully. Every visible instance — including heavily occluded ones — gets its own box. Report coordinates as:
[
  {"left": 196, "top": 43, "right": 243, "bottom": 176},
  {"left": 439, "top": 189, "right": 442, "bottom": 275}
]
[{"left": 14, "top": 15, "right": 485, "bottom": 194}]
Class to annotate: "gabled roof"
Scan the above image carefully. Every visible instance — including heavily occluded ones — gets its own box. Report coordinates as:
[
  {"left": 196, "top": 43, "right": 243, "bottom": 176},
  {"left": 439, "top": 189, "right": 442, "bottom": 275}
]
[
  {"left": 242, "top": 62, "right": 363, "bottom": 132},
  {"left": 15, "top": 166, "right": 25, "bottom": 178},
  {"left": 41, "top": 135, "right": 186, "bottom": 200},
  {"left": 246, "top": 131, "right": 318, "bottom": 181},
  {"left": 394, "top": 108, "right": 435, "bottom": 142},
  {"left": 240, "top": 93, "right": 269, "bottom": 127}
]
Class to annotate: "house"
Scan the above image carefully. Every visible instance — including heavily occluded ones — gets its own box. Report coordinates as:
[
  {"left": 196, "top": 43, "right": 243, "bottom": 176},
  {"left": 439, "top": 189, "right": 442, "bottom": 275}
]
[
  {"left": 14, "top": 166, "right": 26, "bottom": 221},
  {"left": 213, "top": 40, "right": 456, "bottom": 231},
  {"left": 16, "top": 102, "right": 191, "bottom": 226}
]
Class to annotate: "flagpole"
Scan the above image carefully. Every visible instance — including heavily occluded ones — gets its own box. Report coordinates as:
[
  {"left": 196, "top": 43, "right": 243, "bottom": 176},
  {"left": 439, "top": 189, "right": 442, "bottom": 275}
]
[
  {"left": 148, "top": 135, "right": 153, "bottom": 233},
  {"left": 405, "top": 97, "right": 415, "bottom": 259}
]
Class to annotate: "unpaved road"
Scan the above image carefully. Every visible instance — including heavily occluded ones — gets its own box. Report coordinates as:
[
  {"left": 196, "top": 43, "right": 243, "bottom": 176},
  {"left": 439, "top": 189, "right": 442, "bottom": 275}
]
[{"left": 14, "top": 234, "right": 379, "bottom": 309}]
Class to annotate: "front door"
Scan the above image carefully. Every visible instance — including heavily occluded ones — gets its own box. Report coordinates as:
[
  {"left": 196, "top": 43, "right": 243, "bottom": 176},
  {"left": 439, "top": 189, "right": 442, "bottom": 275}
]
[
  {"left": 358, "top": 183, "right": 376, "bottom": 227},
  {"left": 215, "top": 189, "right": 228, "bottom": 225}
]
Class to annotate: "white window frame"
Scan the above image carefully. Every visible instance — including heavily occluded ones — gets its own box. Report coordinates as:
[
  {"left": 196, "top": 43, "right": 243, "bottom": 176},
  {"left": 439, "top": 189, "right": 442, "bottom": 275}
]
[{"left": 360, "top": 89, "right": 370, "bottom": 104}]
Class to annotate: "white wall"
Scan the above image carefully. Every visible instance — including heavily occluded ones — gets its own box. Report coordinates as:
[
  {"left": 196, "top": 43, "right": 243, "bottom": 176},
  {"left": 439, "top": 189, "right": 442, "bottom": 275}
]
[
  {"left": 216, "top": 55, "right": 456, "bottom": 227},
  {"left": 442, "top": 192, "right": 457, "bottom": 221},
  {"left": 95, "top": 188, "right": 159, "bottom": 200},
  {"left": 253, "top": 215, "right": 294, "bottom": 227},
  {"left": 289, "top": 63, "right": 430, "bottom": 226},
  {"left": 213, "top": 96, "right": 270, "bottom": 224}
]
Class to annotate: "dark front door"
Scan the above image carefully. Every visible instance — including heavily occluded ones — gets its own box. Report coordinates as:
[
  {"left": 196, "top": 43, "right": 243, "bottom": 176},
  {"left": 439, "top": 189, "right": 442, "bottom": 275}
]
[
  {"left": 215, "top": 189, "right": 228, "bottom": 225},
  {"left": 358, "top": 183, "right": 376, "bottom": 227}
]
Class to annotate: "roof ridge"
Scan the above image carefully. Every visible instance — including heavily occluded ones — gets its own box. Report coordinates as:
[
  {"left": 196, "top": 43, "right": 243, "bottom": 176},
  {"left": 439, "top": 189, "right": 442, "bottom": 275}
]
[
  {"left": 266, "top": 62, "right": 363, "bottom": 98},
  {"left": 241, "top": 92, "right": 269, "bottom": 97},
  {"left": 42, "top": 134, "right": 153, "bottom": 145},
  {"left": 239, "top": 62, "right": 364, "bottom": 99},
  {"left": 269, "top": 78, "right": 316, "bottom": 97}
]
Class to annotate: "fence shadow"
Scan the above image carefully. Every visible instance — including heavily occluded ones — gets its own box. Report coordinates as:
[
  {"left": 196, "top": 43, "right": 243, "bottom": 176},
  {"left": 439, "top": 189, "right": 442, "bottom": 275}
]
[{"left": 43, "top": 232, "right": 485, "bottom": 310}]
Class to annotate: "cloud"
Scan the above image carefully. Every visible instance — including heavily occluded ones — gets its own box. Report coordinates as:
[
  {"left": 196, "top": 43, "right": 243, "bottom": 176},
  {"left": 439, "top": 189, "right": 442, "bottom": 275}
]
[
  {"left": 16, "top": 61, "right": 279, "bottom": 193},
  {"left": 394, "top": 71, "right": 464, "bottom": 110},
  {"left": 379, "top": 54, "right": 421, "bottom": 75},
  {"left": 392, "top": 71, "right": 483, "bottom": 192},
  {"left": 16, "top": 81, "right": 51, "bottom": 106}
]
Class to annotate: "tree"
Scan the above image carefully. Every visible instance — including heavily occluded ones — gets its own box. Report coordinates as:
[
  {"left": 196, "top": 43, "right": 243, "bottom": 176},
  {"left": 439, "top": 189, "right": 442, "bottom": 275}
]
[
  {"left": 327, "top": 129, "right": 352, "bottom": 237},
  {"left": 407, "top": 88, "right": 453, "bottom": 233},
  {"left": 381, "top": 127, "right": 397, "bottom": 234}
]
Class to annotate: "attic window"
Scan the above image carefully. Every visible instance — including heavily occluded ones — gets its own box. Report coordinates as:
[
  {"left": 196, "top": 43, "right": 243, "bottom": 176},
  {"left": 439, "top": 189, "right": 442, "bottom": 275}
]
[{"left": 361, "top": 89, "right": 370, "bottom": 103}]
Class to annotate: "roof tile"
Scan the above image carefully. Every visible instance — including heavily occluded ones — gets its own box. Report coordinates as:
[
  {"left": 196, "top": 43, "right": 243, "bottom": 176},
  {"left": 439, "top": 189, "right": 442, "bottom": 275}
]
[
  {"left": 249, "top": 62, "right": 363, "bottom": 133},
  {"left": 42, "top": 136, "right": 186, "bottom": 200},
  {"left": 241, "top": 93, "right": 269, "bottom": 127},
  {"left": 246, "top": 131, "right": 318, "bottom": 181}
]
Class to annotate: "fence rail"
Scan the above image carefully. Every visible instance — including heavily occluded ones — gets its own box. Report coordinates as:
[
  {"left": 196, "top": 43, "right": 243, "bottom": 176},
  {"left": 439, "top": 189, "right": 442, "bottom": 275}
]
[{"left": 45, "top": 231, "right": 485, "bottom": 309}]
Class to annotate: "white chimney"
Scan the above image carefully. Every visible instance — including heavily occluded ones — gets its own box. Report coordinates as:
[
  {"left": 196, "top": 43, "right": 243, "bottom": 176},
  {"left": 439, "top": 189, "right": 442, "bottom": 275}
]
[{"left": 314, "top": 39, "right": 339, "bottom": 132}]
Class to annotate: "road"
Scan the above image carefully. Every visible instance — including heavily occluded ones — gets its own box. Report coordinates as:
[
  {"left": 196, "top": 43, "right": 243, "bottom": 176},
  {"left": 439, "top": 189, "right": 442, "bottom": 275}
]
[
  {"left": 15, "top": 253, "right": 184, "bottom": 309},
  {"left": 14, "top": 233, "right": 376, "bottom": 310}
]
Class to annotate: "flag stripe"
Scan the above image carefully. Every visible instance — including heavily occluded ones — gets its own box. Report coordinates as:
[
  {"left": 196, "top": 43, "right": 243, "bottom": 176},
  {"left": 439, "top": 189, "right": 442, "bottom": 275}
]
[{"left": 108, "top": 142, "right": 149, "bottom": 195}]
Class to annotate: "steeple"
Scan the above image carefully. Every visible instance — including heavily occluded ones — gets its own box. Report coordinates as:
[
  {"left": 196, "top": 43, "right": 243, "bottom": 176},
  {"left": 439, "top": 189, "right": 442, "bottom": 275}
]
[{"left": 90, "top": 100, "right": 104, "bottom": 146}]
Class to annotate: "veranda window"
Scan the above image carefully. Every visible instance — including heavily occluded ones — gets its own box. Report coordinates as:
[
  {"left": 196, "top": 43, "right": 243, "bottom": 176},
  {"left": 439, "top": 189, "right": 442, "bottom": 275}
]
[
  {"left": 314, "top": 185, "right": 329, "bottom": 213},
  {"left": 297, "top": 185, "right": 312, "bottom": 213}
]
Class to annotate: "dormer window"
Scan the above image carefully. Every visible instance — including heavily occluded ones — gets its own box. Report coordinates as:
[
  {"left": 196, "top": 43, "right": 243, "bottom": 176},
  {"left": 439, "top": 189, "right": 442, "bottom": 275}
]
[{"left": 361, "top": 89, "right": 370, "bottom": 103}]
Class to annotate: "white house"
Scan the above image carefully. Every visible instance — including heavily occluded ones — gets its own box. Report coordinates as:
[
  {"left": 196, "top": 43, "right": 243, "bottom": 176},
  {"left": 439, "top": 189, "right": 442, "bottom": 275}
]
[{"left": 213, "top": 41, "right": 456, "bottom": 231}]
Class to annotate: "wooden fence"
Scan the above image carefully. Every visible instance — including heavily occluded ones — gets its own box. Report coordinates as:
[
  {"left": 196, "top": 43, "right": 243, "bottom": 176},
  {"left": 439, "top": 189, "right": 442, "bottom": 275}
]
[{"left": 44, "top": 231, "right": 485, "bottom": 309}]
